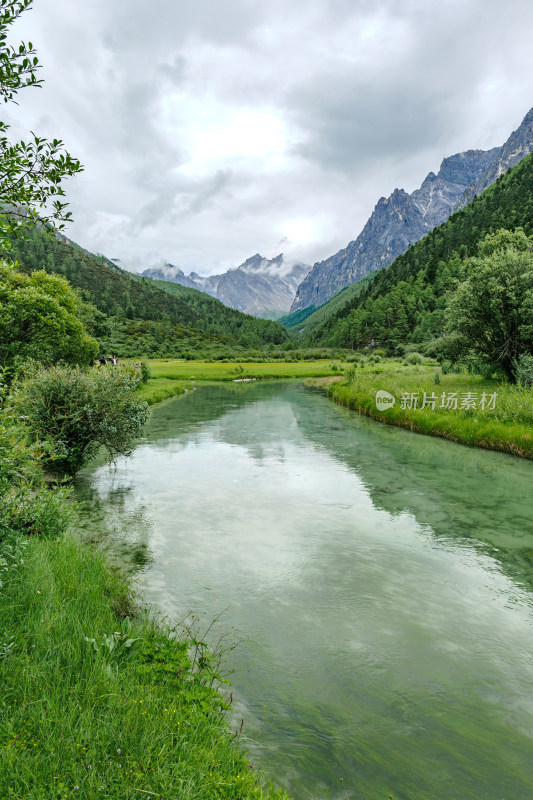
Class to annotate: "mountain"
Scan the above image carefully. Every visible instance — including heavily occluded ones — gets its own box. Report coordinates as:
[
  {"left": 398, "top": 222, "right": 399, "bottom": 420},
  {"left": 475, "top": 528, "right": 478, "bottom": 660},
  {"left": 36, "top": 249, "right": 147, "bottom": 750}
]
[
  {"left": 291, "top": 107, "right": 533, "bottom": 312},
  {"left": 142, "top": 253, "right": 309, "bottom": 318},
  {"left": 307, "top": 148, "right": 533, "bottom": 351},
  {"left": 4, "top": 227, "right": 289, "bottom": 357},
  {"left": 141, "top": 263, "right": 201, "bottom": 290}
]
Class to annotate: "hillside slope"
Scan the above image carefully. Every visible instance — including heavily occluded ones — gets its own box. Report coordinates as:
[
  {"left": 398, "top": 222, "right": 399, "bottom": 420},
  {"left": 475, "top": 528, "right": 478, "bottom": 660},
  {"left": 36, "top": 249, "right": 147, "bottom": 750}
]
[
  {"left": 292, "top": 107, "right": 533, "bottom": 312},
  {"left": 281, "top": 274, "right": 374, "bottom": 335},
  {"left": 308, "top": 150, "right": 533, "bottom": 351},
  {"left": 5, "top": 228, "right": 289, "bottom": 355}
]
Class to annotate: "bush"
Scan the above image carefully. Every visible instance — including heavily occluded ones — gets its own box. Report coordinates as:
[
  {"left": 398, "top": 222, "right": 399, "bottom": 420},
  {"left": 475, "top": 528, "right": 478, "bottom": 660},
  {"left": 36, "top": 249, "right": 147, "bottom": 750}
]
[
  {"left": 8, "top": 364, "right": 149, "bottom": 476},
  {"left": 514, "top": 353, "right": 533, "bottom": 387},
  {"left": 140, "top": 359, "right": 151, "bottom": 384},
  {"left": 405, "top": 352, "right": 424, "bottom": 365},
  {"left": 0, "top": 404, "right": 72, "bottom": 552}
]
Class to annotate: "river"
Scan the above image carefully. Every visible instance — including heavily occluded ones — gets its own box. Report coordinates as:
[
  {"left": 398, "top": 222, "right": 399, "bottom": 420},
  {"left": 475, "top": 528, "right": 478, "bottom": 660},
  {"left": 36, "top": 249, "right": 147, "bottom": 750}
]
[{"left": 75, "top": 382, "right": 533, "bottom": 800}]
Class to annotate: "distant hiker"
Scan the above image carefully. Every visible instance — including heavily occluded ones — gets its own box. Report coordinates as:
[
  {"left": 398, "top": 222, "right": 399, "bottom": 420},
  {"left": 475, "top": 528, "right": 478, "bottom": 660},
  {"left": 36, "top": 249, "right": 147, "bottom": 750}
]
[
  {"left": 112, "top": 355, "right": 117, "bottom": 366},
  {"left": 98, "top": 356, "right": 106, "bottom": 367}
]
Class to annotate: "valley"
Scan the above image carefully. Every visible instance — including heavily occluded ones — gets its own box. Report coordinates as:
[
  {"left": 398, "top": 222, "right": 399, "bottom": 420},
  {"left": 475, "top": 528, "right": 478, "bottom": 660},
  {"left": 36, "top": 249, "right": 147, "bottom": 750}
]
[{"left": 2, "top": 5, "right": 533, "bottom": 795}]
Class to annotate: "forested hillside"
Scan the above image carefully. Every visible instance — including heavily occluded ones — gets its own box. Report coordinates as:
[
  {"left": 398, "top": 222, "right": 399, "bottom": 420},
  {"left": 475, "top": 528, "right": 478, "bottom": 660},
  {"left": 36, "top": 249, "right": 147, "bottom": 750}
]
[
  {"left": 148, "top": 277, "right": 289, "bottom": 342},
  {"left": 309, "top": 151, "right": 533, "bottom": 352},
  {"left": 281, "top": 273, "right": 374, "bottom": 334},
  {"left": 4, "top": 227, "right": 288, "bottom": 356}
]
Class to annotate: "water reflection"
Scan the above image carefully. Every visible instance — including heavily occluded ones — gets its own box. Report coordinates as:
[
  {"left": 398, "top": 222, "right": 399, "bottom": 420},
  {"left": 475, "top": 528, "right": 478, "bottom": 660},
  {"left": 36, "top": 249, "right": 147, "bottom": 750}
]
[
  {"left": 76, "top": 382, "right": 533, "bottom": 800},
  {"left": 76, "top": 475, "right": 154, "bottom": 571}
]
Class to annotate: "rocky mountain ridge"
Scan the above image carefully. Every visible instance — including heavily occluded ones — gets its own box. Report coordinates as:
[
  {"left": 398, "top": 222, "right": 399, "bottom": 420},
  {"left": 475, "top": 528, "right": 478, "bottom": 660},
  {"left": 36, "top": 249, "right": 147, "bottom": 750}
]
[
  {"left": 142, "top": 254, "right": 308, "bottom": 318},
  {"left": 291, "top": 107, "right": 533, "bottom": 312}
]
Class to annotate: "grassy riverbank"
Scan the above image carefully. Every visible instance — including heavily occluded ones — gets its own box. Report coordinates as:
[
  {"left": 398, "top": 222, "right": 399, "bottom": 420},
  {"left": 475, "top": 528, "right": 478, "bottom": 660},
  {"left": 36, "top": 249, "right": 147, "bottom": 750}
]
[
  {"left": 0, "top": 531, "right": 289, "bottom": 800},
  {"left": 135, "top": 359, "right": 351, "bottom": 405},
  {"left": 136, "top": 377, "right": 193, "bottom": 405},
  {"left": 320, "top": 363, "right": 533, "bottom": 458}
]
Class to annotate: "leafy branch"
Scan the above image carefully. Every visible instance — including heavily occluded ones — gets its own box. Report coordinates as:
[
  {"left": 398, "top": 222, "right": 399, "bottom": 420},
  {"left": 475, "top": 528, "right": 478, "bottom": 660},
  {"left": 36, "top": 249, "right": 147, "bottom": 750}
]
[{"left": 0, "top": 0, "right": 83, "bottom": 243}]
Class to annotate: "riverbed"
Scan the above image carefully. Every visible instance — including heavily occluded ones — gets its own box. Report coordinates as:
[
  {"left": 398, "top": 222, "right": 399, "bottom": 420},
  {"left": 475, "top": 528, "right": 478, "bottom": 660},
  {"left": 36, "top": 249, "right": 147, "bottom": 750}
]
[{"left": 75, "top": 382, "right": 533, "bottom": 800}]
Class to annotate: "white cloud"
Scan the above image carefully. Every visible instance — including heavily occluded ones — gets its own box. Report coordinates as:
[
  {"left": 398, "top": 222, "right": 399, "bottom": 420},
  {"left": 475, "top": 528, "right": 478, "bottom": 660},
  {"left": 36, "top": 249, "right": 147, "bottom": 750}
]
[{"left": 5, "top": 0, "right": 533, "bottom": 274}]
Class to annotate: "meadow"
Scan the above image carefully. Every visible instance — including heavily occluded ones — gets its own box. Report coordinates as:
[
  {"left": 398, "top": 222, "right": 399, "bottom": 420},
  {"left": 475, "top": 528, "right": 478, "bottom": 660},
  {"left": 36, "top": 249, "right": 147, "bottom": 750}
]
[
  {"left": 323, "top": 360, "right": 533, "bottom": 458},
  {"left": 147, "top": 359, "right": 348, "bottom": 382}
]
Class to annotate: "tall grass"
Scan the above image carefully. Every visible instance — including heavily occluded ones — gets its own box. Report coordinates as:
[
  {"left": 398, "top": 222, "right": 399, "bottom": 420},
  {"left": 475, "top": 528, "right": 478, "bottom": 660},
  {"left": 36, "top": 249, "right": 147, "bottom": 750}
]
[
  {"left": 0, "top": 533, "right": 290, "bottom": 799},
  {"left": 325, "top": 365, "right": 533, "bottom": 458}
]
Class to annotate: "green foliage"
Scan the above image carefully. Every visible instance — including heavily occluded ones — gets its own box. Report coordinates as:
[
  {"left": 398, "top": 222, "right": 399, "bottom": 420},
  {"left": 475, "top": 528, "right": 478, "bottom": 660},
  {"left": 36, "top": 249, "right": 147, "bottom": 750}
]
[
  {"left": 6, "top": 228, "right": 203, "bottom": 326},
  {"left": 148, "top": 277, "right": 289, "bottom": 345},
  {"left": 444, "top": 230, "right": 533, "bottom": 380},
  {"left": 282, "top": 274, "right": 377, "bottom": 337},
  {"left": 278, "top": 304, "right": 317, "bottom": 328},
  {"left": 0, "top": 1, "right": 43, "bottom": 103},
  {"left": 139, "top": 359, "right": 151, "bottom": 384},
  {"left": 0, "top": 410, "right": 71, "bottom": 546},
  {"left": 309, "top": 151, "right": 533, "bottom": 353},
  {"left": 514, "top": 353, "right": 533, "bottom": 387},
  {"left": 8, "top": 363, "right": 148, "bottom": 475},
  {"left": 5, "top": 226, "right": 290, "bottom": 355},
  {"left": 0, "top": 533, "right": 290, "bottom": 799},
  {"left": 0, "top": 380, "right": 72, "bottom": 596},
  {"left": 405, "top": 352, "right": 424, "bottom": 365},
  {"left": 0, "top": 0, "right": 83, "bottom": 241},
  {"left": 0, "top": 261, "right": 98, "bottom": 368}
]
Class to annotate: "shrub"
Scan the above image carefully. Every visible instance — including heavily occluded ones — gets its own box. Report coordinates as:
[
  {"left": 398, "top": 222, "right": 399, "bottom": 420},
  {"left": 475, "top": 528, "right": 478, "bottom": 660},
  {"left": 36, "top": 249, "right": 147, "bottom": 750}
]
[
  {"left": 140, "top": 359, "right": 151, "bottom": 384},
  {"left": 8, "top": 364, "right": 148, "bottom": 476},
  {"left": 0, "top": 406, "right": 72, "bottom": 550},
  {"left": 405, "top": 352, "right": 424, "bottom": 365},
  {"left": 514, "top": 353, "right": 533, "bottom": 387}
]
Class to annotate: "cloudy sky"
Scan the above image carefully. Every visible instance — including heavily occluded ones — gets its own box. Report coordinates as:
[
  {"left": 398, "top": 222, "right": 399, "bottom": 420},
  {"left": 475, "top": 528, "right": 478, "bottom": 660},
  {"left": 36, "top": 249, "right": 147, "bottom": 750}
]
[{"left": 6, "top": 0, "right": 533, "bottom": 274}]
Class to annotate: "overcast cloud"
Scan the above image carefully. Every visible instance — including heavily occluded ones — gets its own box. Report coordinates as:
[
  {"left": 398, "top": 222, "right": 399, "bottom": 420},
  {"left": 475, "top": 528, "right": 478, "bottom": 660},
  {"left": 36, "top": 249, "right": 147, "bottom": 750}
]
[{"left": 6, "top": 0, "right": 533, "bottom": 273}]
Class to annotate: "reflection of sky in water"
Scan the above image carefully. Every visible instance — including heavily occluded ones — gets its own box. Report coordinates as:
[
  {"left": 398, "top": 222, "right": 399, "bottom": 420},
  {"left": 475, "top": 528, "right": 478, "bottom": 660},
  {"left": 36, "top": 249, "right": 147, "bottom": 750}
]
[{"left": 77, "top": 383, "right": 533, "bottom": 800}]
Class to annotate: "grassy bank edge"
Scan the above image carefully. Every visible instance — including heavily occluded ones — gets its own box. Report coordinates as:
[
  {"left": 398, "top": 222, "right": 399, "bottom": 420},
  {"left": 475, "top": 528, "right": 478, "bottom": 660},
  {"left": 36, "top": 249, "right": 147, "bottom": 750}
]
[
  {"left": 0, "top": 529, "right": 290, "bottom": 799},
  {"left": 307, "top": 378, "right": 533, "bottom": 459},
  {"left": 136, "top": 377, "right": 193, "bottom": 405}
]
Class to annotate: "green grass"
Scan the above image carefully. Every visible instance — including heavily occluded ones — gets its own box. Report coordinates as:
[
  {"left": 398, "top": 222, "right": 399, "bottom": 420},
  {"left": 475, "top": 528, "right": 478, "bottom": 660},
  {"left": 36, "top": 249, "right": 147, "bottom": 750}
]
[
  {"left": 147, "top": 359, "right": 348, "bottom": 382},
  {"left": 0, "top": 532, "right": 290, "bottom": 800},
  {"left": 322, "top": 362, "right": 533, "bottom": 458},
  {"left": 136, "top": 378, "right": 193, "bottom": 405}
]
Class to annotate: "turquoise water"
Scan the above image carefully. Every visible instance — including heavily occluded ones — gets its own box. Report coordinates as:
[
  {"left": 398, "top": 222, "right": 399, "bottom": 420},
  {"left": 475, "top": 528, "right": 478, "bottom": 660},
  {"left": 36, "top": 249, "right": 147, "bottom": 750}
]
[{"left": 76, "top": 382, "right": 533, "bottom": 800}]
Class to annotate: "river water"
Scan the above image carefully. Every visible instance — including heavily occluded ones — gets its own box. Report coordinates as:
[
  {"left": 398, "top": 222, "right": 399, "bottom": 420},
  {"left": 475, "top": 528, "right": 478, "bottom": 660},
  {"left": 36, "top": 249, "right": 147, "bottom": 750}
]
[{"left": 75, "top": 382, "right": 533, "bottom": 800}]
